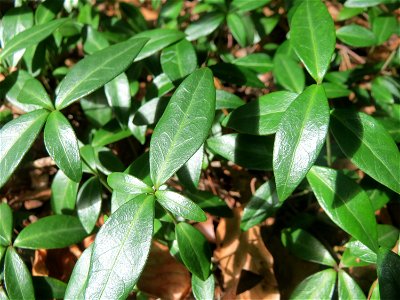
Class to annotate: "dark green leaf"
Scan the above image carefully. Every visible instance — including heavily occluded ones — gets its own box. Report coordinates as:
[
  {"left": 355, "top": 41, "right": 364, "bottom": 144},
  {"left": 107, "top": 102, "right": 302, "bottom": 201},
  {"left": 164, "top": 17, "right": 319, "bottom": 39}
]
[
  {"left": 176, "top": 222, "right": 211, "bottom": 280},
  {"left": 331, "top": 110, "right": 400, "bottom": 194},
  {"left": 185, "top": 190, "right": 233, "bottom": 218},
  {"left": 377, "top": 248, "right": 400, "bottom": 299},
  {"left": 232, "top": 53, "right": 273, "bottom": 73},
  {"left": 207, "top": 133, "right": 274, "bottom": 170},
  {"left": 4, "top": 247, "right": 35, "bottom": 300},
  {"left": 83, "top": 26, "right": 109, "bottom": 55},
  {"left": 35, "top": 0, "right": 64, "bottom": 24},
  {"left": 44, "top": 111, "right": 82, "bottom": 182},
  {"left": 291, "top": 0, "right": 336, "bottom": 83},
  {"left": 307, "top": 166, "right": 379, "bottom": 252},
  {"left": 77, "top": 177, "right": 102, "bottom": 233},
  {"left": 216, "top": 90, "right": 245, "bottom": 110},
  {"left": 211, "top": 63, "right": 264, "bottom": 88},
  {"left": 230, "top": 0, "right": 270, "bottom": 12},
  {"left": 227, "top": 13, "right": 250, "bottom": 47},
  {"left": 185, "top": 12, "right": 225, "bottom": 41},
  {"left": 155, "top": 190, "right": 207, "bottom": 222},
  {"left": 15, "top": 78, "right": 54, "bottom": 110},
  {"left": 338, "top": 270, "right": 366, "bottom": 300},
  {"left": 133, "top": 97, "right": 169, "bottom": 126},
  {"left": 85, "top": 195, "right": 154, "bottom": 299},
  {"left": 0, "top": 204, "right": 13, "bottom": 246},
  {"left": 14, "top": 215, "right": 88, "bottom": 249},
  {"left": 55, "top": 37, "right": 148, "bottom": 109},
  {"left": 161, "top": 39, "right": 197, "bottom": 82},
  {"left": 273, "top": 85, "right": 329, "bottom": 201},
  {"left": 282, "top": 228, "right": 337, "bottom": 266},
  {"left": 80, "top": 89, "right": 113, "bottom": 128},
  {"left": 273, "top": 54, "right": 305, "bottom": 93},
  {"left": 150, "top": 68, "right": 215, "bottom": 187},
  {"left": 177, "top": 145, "right": 204, "bottom": 190},
  {"left": 32, "top": 276, "right": 67, "bottom": 300},
  {"left": 224, "top": 91, "right": 298, "bottom": 135},
  {"left": 290, "top": 269, "right": 337, "bottom": 299},
  {"left": 51, "top": 169, "right": 78, "bottom": 215},
  {"left": 241, "top": 180, "right": 281, "bottom": 231},
  {"left": 64, "top": 244, "right": 93, "bottom": 299},
  {"left": 107, "top": 172, "right": 153, "bottom": 194},
  {"left": 0, "top": 109, "right": 49, "bottom": 189},
  {"left": 0, "top": 18, "right": 67, "bottom": 61},
  {"left": 336, "top": 25, "right": 377, "bottom": 47},
  {"left": 91, "top": 119, "right": 132, "bottom": 148},
  {"left": 192, "top": 274, "right": 215, "bottom": 300},
  {"left": 322, "top": 82, "right": 351, "bottom": 99}
]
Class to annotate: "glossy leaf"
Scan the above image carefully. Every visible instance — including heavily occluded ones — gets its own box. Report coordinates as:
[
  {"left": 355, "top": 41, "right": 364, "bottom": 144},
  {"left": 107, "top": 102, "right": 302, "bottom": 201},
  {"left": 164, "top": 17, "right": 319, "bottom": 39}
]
[
  {"left": 14, "top": 215, "right": 87, "bottom": 249},
  {"left": 155, "top": 190, "right": 207, "bottom": 222},
  {"left": 185, "top": 12, "right": 225, "bottom": 41},
  {"left": 344, "top": 0, "right": 395, "bottom": 7},
  {"left": 161, "top": 39, "right": 197, "bottom": 82},
  {"left": 336, "top": 25, "right": 377, "bottom": 47},
  {"left": 32, "top": 276, "right": 67, "bottom": 300},
  {"left": 64, "top": 244, "right": 93, "bottom": 300},
  {"left": 0, "top": 109, "right": 49, "bottom": 189},
  {"left": 186, "top": 190, "right": 233, "bottom": 218},
  {"left": 51, "top": 169, "right": 79, "bottom": 215},
  {"left": 307, "top": 166, "right": 379, "bottom": 252},
  {"left": 291, "top": 0, "right": 335, "bottom": 83},
  {"left": 207, "top": 134, "right": 274, "bottom": 170},
  {"left": 133, "top": 29, "right": 185, "bottom": 61},
  {"left": 273, "top": 85, "right": 329, "bottom": 202},
  {"left": 107, "top": 172, "right": 153, "bottom": 195},
  {"left": 150, "top": 68, "right": 215, "bottom": 188},
  {"left": 15, "top": 78, "right": 54, "bottom": 110},
  {"left": 4, "top": 247, "right": 35, "bottom": 300},
  {"left": 176, "top": 222, "right": 211, "bottom": 280},
  {"left": 192, "top": 274, "right": 215, "bottom": 300},
  {"left": 77, "top": 177, "right": 102, "bottom": 233},
  {"left": 35, "top": 0, "right": 64, "bottom": 24},
  {"left": 85, "top": 195, "right": 155, "bottom": 299},
  {"left": 290, "top": 269, "right": 337, "bottom": 299},
  {"left": 282, "top": 228, "right": 337, "bottom": 266},
  {"left": 322, "top": 82, "right": 351, "bottom": 99},
  {"left": 273, "top": 54, "right": 305, "bottom": 93},
  {"left": 241, "top": 180, "right": 281, "bottom": 231},
  {"left": 377, "top": 248, "right": 400, "bottom": 299},
  {"left": 55, "top": 37, "right": 148, "bottom": 109},
  {"left": 104, "top": 73, "right": 131, "bottom": 128},
  {"left": 216, "top": 90, "right": 245, "bottom": 110},
  {"left": 227, "top": 13, "right": 249, "bottom": 47},
  {"left": 224, "top": 91, "right": 298, "bottom": 135},
  {"left": 230, "top": 0, "right": 270, "bottom": 12},
  {"left": 44, "top": 111, "right": 82, "bottom": 182},
  {"left": 330, "top": 110, "right": 400, "bottom": 194},
  {"left": 211, "top": 63, "right": 264, "bottom": 88},
  {"left": 0, "top": 18, "right": 68, "bottom": 61},
  {"left": 232, "top": 53, "right": 273, "bottom": 73},
  {"left": 133, "top": 97, "right": 169, "bottom": 126},
  {"left": 338, "top": 270, "right": 366, "bottom": 300},
  {"left": 91, "top": 119, "right": 132, "bottom": 148},
  {"left": 177, "top": 145, "right": 204, "bottom": 190},
  {"left": 83, "top": 26, "right": 109, "bottom": 54},
  {"left": 0, "top": 204, "right": 13, "bottom": 246}
]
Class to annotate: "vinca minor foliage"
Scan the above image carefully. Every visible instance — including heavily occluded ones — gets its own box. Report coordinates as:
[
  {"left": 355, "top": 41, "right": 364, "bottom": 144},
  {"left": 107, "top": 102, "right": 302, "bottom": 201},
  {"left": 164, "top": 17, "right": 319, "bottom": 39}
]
[{"left": 0, "top": 0, "right": 399, "bottom": 298}]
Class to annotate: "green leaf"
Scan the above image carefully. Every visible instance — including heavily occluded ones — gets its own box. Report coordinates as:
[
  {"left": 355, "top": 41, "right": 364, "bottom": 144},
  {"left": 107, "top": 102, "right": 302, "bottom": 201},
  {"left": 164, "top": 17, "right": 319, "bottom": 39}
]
[
  {"left": 77, "top": 177, "right": 102, "bottom": 233},
  {"left": 32, "top": 276, "right": 67, "bottom": 300},
  {"left": 282, "top": 228, "right": 337, "bottom": 266},
  {"left": 91, "top": 119, "right": 132, "bottom": 148},
  {"left": 241, "top": 180, "right": 281, "bottom": 231},
  {"left": 0, "top": 204, "right": 13, "bottom": 246},
  {"left": 336, "top": 25, "right": 377, "bottom": 47},
  {"left": 227, "top": 13, "right": 249, "bottom": 47},
  {"left": 51, "top": 169, "right": 79, "bottom": 215},
  {"left": 211, "top": 63, "right": 264, "bottom": 88},
  {"left": 104, "top": 73, "right": 131, "bottom": 128},
  {"left": 44, "top": 111, "right": 82, "bottom": 182},
  {"left": 232, "top": 53, "right": 273, "bottom": 73},
  {"left": 290, "top": 0, "right": 335, "bottom": 83},
  {"left": 224, "top": 91, "right": 298, "bottom": 135},
  {"left": 338, "top": 270, "right": 366, "bottom": 300},
  {"left": 290, "top": 269, "right": 337, "bottom": 299},
  {"left": 185, "top": 12, "right": 225, "bottom": 41},
  {"left": 273, "top": 85, "right": 329, "bottom": 201},
  {"left": 330, "top": 110, "right": 400, "bottom": 194},
  {"left": 4, "top": 247, "right": 35, "bottom": 300},
  {"left": 216, "top": 90, "right": 245, "bottom": 110},
  {"left": 0, "top": 109, "right": 49, "bottom": 189},
  {"left": 35, "top": 0, "right": 64, "bottom": 24},
  {"left": 1, "top": 18, "right": 67, "bottom": 61},
  {"left": 14, "top": 215, "right": 87, "bottom": 249},
  {"left": 322, "top": 82, "right": 351, "bottom": 99},
  {"left": 15, "top": 78, "right": 54, "bottom": 110},
  {"left": 207, "top": 133, "right": 274, "bottom": 170},
  {"left": 176, "top": 222, "right": 211, "bottom": 280},
  {"left": 192, "top": 274, "right": 215, "bottom": 300},
  {"left": 83, "top": 26, "right": 110, "bottom": 55},
  {"left": 338, "top": 7, "right": 364, "bottom": 21},
  {"left": 55, "top": 37, "right": 148, "bottom": 109},
  {"left": 80, "top": 89, "right": 113, "bottom": 128},
  {"left": 344, "top": 0, "right": 395, "bottom": 8},
  {"left": 307, "top": 166, "right": 379, "bottom": 252},
  {"left": 64, "top": 244, "right": 93, "bottom": 300},
  {"left": 185, "top": 190, "right": 233, "bottom": 218},
  {"left": 85, "top": 195, "right": 155, "bottom": 299},
  {"left": 155, "top": 190, "right": 207, "bottom": 222},
  {"left": 133, "top": 97, "right": 169, "bottom": 126},
  {"left": 133, "top": 29, "right": 185, "bottom": 61},
  {"left": 177, "top": 145, "right": 204, "bottom": 190},
  {"left": 377, "top": 248, "right": 400, "bottom": 299},
  {"left": 230, "top": 0, "right": 270, "bottom": 12},
  {"left": 0, "top": 287, "right": 8, "bottom": 300},
  {"left": 373, "top": 16, "right": 397, "bottom": 45},
  {"left": 161, "top": 39, "right": 197, "bottom": 82},
  {"left": 150, "top": 68, "right": 215, "bottom": 188},
  {"left": 273, "top": 54, "right": 305, "bottom": 93},
  {"left": 107, "top": 172, "right": 153, "bottom": 194}
]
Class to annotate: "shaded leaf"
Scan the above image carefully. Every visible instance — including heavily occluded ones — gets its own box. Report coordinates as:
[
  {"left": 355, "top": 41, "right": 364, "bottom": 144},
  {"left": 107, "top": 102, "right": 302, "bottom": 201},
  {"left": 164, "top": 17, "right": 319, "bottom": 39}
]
[
  {"left": 377, "top": 248, "right": 400, "bottom": 299},
  {"left": 290, "top": 269, "right": 336, "bottom": 299},
  {"left": 51, "top": 170, "right": 78, "bottom": 215},
  {"left": 77, "top": 177, "right": 102, "bottom": 233},
  {"left": 0, "top": 204, "right": 13, "bottom": 246}
]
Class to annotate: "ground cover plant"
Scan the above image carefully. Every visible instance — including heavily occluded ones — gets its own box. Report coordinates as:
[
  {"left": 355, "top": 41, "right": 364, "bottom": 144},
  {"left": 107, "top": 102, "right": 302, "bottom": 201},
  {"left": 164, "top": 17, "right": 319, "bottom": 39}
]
[{"left": 0, "top": 0, "right": 399, "bottom": 299}]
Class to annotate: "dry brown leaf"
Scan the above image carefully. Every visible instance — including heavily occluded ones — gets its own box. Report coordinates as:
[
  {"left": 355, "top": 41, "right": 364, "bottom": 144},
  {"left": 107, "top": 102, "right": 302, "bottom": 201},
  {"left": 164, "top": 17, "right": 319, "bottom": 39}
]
[
  {"left": 138, "top": 241, "right": 191, "bottom": 300},
  {"left": 32, "top": 249, "right": 49, "bottom": 276}
]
